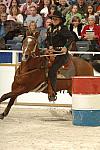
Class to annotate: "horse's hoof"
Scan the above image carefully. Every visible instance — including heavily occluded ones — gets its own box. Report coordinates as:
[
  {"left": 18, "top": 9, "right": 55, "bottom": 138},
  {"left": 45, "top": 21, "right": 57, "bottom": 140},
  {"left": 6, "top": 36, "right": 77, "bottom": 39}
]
[
  {"left": 48, "top": 95, "right": 57, "bottom": 102},
  {"left": 0, "top": 113, "right": 4, "bottom": 120}
]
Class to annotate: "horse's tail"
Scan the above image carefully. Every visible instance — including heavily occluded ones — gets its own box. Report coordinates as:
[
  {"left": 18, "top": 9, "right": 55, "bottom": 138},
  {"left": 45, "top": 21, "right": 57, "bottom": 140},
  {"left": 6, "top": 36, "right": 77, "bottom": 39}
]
[{"left": 92, "top": 60, "right": 100, "bottom": 73}]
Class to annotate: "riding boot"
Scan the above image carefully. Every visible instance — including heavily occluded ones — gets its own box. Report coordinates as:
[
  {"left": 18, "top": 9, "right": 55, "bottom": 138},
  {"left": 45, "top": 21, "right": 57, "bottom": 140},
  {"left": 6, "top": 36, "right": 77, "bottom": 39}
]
[{"left": 48, "top": 79, "right": 57, "bottom": 102}]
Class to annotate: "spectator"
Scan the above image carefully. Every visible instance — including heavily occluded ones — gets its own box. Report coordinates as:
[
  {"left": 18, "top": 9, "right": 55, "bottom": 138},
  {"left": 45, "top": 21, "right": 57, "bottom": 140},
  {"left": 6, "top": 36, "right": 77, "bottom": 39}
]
[
  {"left": 0, "top": 12, "right": 7, "bottom": 38},
  {"left": 42, "top": 4, "right": 57, "bottom": 26},
  {"left": 24, "top": 5, "right": 43, "bottom": 28},
  {"left": 0, "top": 12, "right": 23, "bottom": 42},
  {"left": 81, "top": 15, "right": 100, "bottom": 51},
  {"left": 85, "top": 4, "right": 99, "bottom": 24},
  {"left": 38, "top": 17, "right": 52, "bottom": 48},
  {"left": 81, "top": 16, "right": 100, "bottom": 40},
  {"left": 40, "top": 0, "right": 51, "bottom": 18},
  {"left": 0, "top": 3, "right": 6, "bottom": 19},
  {"left": 6, "top": 0, "right": 20, "bottom": 14},
  {"left": 36, "top": 0, "right": 44, "bottom": 14},
  {"left": 57, "top": 0, "right": 71, "bottom": 16},
  {"left": 7, "top": 6, "right": 24, "bottom": 24},
  {"left": 20, "top": 0, "right": 37, "bottom": 15},
  {"left": 9, "top": 0, "right": 20, "bottom": 9},
  {"left": 48, "top": 4, "right": 57, "bottom": 17},
  {"left": 69, "top": 16, "right": 83, "bottom": 40},
  {"left": 66, "top": 4, "right": 83, "bottom": 28},
  {"left": 0, "top": 0, "right": 11, "bottom": 13},
  {"left": 76, "top": 0, "right": 88, "bottom": 17}
]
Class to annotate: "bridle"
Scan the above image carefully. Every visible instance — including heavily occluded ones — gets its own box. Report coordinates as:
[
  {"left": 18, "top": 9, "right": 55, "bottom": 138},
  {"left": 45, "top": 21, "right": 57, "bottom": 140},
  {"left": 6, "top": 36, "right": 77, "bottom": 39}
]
[{"left": 22, "top": 36, "right": 38, "bottom": 61}]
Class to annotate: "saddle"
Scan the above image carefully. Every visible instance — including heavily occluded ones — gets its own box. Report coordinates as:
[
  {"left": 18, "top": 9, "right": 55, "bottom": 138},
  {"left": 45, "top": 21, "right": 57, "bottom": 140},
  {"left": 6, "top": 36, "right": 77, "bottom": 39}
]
[{"left": 46, "top": 54, "right": 76, "bottom": 79}]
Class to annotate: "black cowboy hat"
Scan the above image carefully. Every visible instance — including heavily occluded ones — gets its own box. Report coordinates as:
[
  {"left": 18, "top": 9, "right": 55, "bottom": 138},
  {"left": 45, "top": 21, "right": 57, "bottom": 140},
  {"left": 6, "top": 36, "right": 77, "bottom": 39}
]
[{"left": 49, "top": 11, "right": 66, "bottom": 23}]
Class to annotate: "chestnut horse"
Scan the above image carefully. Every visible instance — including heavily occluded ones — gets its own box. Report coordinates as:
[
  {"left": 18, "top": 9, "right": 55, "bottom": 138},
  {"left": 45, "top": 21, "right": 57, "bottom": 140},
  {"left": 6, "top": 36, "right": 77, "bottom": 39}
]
[{"left": 0, "top": 36, "right": 94, "bottom": 119}]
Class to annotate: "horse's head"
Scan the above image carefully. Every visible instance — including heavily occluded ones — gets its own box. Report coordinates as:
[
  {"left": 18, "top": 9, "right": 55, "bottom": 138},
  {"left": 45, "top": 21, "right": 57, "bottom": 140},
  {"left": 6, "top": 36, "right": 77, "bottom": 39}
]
[{"left": 22, "top": 36, "right": 39, "bottom": 61}]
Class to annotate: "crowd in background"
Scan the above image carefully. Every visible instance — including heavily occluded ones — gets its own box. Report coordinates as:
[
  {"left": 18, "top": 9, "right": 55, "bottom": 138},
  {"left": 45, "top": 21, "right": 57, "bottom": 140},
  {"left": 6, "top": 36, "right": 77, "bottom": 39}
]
[{"left": 0, "top": 0, "right": 100, "bottom": 61}]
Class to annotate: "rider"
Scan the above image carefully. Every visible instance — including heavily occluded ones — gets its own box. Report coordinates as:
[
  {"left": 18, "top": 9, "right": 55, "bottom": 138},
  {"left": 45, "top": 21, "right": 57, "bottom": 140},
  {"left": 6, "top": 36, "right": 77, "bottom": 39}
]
[{"left": 45, "top": 10, "right": 75, "bottom": 101}]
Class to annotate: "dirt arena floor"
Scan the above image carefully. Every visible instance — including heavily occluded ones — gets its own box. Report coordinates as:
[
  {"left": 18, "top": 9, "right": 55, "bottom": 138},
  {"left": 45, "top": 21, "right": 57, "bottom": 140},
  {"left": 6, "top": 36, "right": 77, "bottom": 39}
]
[{"left": 0, "top": 105, "right": 100, "bottom": 150}]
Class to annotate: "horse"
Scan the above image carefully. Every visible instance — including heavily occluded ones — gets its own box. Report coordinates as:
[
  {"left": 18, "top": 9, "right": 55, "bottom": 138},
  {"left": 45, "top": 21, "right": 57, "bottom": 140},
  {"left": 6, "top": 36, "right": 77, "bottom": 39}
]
[{"left": 0, "top": 36, "right": 94, "bottom": 119}]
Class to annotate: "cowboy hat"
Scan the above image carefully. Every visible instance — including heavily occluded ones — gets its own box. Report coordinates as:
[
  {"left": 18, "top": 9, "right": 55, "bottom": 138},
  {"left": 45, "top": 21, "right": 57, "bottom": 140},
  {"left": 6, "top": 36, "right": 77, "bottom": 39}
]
[{"left": 49, "top": 11, "right": 66, "bottom": 23}]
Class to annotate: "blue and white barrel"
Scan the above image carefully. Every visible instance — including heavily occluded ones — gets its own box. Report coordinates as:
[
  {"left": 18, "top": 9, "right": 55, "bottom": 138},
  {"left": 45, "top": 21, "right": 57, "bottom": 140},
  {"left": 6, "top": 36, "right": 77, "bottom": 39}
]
[{"left": 72, "top": 76, "right": 100, "bottom": 126}]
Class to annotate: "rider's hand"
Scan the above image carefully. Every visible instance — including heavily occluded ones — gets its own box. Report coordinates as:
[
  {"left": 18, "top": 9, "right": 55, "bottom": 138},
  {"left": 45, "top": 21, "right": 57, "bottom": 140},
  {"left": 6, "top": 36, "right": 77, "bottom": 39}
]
[
  {"left": 45, "top": 48, "right": 49, "bottom": 54},
  {"left": 49, "top": 46, "right": 54, "bottom": 53},
  {"left": 61, "top": 47, "right": 67, "bottom": 53}
]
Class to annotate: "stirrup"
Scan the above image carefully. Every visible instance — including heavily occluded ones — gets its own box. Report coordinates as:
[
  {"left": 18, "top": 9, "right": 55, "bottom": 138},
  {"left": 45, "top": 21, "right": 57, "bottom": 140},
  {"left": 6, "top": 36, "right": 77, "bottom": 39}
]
[{"left": 48, "top": 94, "right": 57, "bottom": 102}]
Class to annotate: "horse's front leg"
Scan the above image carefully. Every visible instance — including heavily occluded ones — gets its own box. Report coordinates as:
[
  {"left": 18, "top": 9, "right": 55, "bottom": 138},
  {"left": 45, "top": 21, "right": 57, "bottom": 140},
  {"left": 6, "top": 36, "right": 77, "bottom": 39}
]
[
  {"left": 0, "top": 92, "right": 12, "bottom": 103},
  {"left": 0, "top": 96, "right": 16, "bottom": 120}
]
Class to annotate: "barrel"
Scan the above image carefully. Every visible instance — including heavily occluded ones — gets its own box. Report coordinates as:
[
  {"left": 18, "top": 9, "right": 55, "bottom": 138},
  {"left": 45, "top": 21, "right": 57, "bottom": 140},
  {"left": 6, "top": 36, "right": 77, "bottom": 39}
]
[{"left": 72, "top": 76, "right": 100, "bottom": 126}]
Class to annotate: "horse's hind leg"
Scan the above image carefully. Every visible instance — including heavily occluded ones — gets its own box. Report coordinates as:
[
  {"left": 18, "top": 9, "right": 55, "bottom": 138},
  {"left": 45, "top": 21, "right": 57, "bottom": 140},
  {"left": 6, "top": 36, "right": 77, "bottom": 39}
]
[{"left": 0, "top": 96, "right": 16, "bottom": 119}]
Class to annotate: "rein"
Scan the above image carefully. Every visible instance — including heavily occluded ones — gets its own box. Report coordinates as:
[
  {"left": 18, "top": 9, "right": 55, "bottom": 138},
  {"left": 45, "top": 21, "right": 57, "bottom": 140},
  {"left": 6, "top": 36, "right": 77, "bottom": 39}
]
[
  {"left": 39, "top": 52, "right": 66, "bottom": 58},
  {"left": 31, "top": 42, "right": 37, "bottom": 57}
]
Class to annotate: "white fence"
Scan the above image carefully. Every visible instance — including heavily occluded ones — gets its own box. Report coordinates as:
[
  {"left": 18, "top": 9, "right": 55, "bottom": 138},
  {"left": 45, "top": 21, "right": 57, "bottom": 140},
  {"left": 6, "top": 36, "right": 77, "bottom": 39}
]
[{"left": 0, "top": 50, "right": 100, "bottom": 64}]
